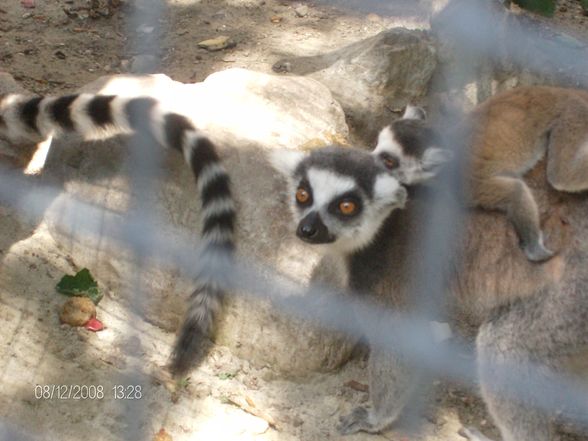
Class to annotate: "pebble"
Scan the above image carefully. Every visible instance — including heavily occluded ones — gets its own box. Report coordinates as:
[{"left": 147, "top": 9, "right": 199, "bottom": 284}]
[
  {"left": 367, "top": 13, "right": 381, "bottom": 22},
  {"left": 137, "top": 24, "right": 155, "bottom": 34},
  {"left": 130, "top": 54, "right": 158, "bottom": 73},
  {"left": 212, "top": 9, "right": 227, "bottom": 19},
  {"left": 294, "top": 5, "right": 308, "bottom": 17},
  {"left": 197, "top": 35, "right": 236, "bottom": 51}
]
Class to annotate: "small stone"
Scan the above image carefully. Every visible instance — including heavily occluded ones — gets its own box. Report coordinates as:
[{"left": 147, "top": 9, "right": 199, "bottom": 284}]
[
  {"left": 59, "top": 297, "right": 96, "bottom": 327},
  {"left": 130, "top": 54, "right": 158, "bottom": 73},
  {"left": 197, "top": 35, "right": 236, "bottom": 51},
  {"left": 294, "top": 5, "right": 308, "bottom": 17},
  {"left": 212, "top": 9, "right": 227, "bottom": 19},
  {"left": 270, "top": 15, "right": 282, "bottom": 23},
  {"left": 137, "top": 24, "right": 154, "bottom": 34},
  {"left": 344, "top": 380, "right": 369, "bottom": 392},
  {"left": 367, "top": 13, "right": 381, "bottom": 22}
]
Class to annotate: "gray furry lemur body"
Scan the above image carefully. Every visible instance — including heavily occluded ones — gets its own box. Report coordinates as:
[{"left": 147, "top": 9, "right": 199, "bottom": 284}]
[{"left": 271, "top": 86, "right": 588, "bottom": 441}]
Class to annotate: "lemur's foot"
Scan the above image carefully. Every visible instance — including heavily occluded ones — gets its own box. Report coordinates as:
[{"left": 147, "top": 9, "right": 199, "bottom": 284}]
[
  {"left": 522, "top": 239, "right": 555, "bottom": 262},
  {"left": 458, "top": 426, "right": 497, "bottom": 441},
  {"left": 337, "top": 406, "right": 371, "bottom": 435}
]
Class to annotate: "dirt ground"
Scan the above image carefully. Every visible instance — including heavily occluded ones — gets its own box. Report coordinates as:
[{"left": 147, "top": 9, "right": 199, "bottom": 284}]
[{"left": 1, "top": 0, "right": 588, "bottom": 440}]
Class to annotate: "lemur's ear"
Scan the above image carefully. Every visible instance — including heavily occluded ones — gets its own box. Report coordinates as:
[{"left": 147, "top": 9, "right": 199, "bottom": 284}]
[
  {"left": 268, "top": 149, "right": 307, "bottom": 177},
  {"left": 402, "top": 105, "right": 427, "bottom": 121}
]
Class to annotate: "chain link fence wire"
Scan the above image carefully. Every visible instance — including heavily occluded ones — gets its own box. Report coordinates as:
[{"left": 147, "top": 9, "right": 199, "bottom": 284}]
[{"left": 1, "top": 0, "right": 588, "bottom": 440}]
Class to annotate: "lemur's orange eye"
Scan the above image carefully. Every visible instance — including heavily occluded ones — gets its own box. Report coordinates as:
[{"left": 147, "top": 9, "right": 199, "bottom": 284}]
[
  {"left": 296, "top": 188, "right": 310, "bottom": 204},
  {"left": 339, "top": 200, "right": 357, "bottom": 215},
  {"left": 383, "top": 156, "right": 399, "bottom": 170}
]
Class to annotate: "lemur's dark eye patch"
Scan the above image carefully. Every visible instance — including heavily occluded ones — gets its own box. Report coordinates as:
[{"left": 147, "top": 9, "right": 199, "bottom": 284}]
[{"left": 379, "top": 152, "right": 400, "bottom": 170}]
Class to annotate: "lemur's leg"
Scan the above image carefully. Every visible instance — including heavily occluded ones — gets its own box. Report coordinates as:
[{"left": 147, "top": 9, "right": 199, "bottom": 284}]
[
  {"left": 472, "top": 175, "right": 553, "bottom": 262},
  {"left": 546, "top": 102, "right": 588, "bottom": 193},
  {"left": 338, "top": 346, "right": 419, "bottom": 434}
]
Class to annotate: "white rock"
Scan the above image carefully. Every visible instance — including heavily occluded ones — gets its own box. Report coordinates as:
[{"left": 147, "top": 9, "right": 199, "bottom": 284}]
[
  {"left": 273, "top": 28, "right": 437, "bottom": 141},
  {"left": 43, "top": 69, "right": 354, "bottom": 375}
]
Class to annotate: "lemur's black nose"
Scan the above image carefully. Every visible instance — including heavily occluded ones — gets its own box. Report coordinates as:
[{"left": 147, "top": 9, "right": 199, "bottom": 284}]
[
  {"left": 298, "top": 223, "right": 317, "bottom": 238},
  {"left": 296, "top": 212, "right": 335, "bottom": 244}
]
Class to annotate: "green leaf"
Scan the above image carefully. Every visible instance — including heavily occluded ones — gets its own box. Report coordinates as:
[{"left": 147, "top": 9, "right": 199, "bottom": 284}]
[
  {"left": 512, "top": 0, "right": 555, "bottom": 16},
  {"left": 580, "top": 0, "right": 588, "bottom": 13},
  {"left": 56, "top": 268, "right": 103, "bottom": 304},
  {"left": 175, "top": 377, "right": 191, "bottom": 390},
  {"left": 217, "top": 372, "right": 236, "bottom": 380}
]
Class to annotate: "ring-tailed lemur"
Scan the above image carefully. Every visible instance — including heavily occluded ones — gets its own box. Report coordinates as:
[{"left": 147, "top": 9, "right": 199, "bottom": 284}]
[
  {"left": 373, "top": 86, "right": 588, "bottom": 263},
  {"left": 271, "top": 146, "right": 408, "bottom": 254},
  {"left": 271, "top": 144, "right": 588, "bottom": 441},
  {"left": 0, "top": 93, "right": 235, "bottom": 375}
]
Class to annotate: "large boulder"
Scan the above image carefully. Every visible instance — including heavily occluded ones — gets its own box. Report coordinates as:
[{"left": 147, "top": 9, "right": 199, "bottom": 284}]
[
  {"left": 43, "top": 69, "right": 354, "bottom": 376},
  {"left": 273, "top": 28, "right": 437, "bottom": 142}
]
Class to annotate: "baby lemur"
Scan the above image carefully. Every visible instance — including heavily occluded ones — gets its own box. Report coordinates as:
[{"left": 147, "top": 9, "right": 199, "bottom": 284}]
[
  {"left": 374, "top": 86, "right": 588, "bottom": 262},
  {"left": 271, "top": 144, "right": 588, "bottom": 441}
]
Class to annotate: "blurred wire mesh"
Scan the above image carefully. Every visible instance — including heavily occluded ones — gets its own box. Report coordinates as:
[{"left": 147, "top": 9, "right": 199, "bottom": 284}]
[{"left": 2, "top": 0, "right": 588, "bottom": 440}]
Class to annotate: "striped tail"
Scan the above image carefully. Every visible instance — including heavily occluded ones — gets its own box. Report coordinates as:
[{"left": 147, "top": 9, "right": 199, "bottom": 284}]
[{"left": 0, "top": 93, "right": 236, "bottom": 375}]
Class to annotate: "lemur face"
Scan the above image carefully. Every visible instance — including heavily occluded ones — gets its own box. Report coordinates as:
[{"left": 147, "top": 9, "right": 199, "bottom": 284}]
[
  {"left": 373, "top": 106, "right": 452, "bottom": 185},
  {"left": 271, "top": 146, "right": 407, "bottom": 254}
]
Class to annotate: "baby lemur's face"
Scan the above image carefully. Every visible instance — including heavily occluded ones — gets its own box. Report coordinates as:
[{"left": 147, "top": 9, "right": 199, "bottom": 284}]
[
  {"left": 373, "top": 106, "right": 452, "bottom": 185},
  {"left": 271, "top": 146, "right": 407, "bottom": 254}
]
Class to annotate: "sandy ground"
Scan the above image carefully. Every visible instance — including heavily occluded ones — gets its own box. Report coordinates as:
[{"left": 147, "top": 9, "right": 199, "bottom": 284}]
[{"left": 1, "top": 0, "right": 587, "bottom": 440}]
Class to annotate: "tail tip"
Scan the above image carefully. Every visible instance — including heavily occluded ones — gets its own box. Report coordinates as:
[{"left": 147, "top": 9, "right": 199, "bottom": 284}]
[{"left": 168, "top": 323, "right": 212, "bottom": 378}]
